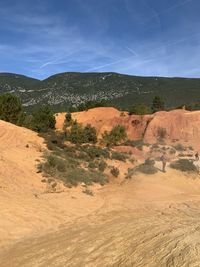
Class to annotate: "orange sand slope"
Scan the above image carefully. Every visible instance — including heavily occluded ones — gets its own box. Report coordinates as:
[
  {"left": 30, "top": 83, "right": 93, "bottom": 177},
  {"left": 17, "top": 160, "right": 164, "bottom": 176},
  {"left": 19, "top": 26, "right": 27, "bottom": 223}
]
[{"left": 1, "top": 119, "right": 200, "bottom": 266}]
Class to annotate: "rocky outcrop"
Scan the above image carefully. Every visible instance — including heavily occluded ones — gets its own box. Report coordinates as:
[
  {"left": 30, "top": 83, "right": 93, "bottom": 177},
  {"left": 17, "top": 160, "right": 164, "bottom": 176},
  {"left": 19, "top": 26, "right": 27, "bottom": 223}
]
[{"left": 56, "top": 107, "right": 200, "bottom": 149}]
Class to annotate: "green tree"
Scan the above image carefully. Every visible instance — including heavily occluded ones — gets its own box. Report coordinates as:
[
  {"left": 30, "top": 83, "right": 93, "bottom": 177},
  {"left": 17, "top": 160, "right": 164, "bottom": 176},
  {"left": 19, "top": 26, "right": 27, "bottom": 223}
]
[
  {"left": 83, "top": 124, "right": 97, "bottom": 143},
  {"left": 151, "top": 96, "right": 165, "bottom": 113},
  {"left": 129, "top": 104, "right": 150, "bottom": 115},
  {"left": 77, "top": 100, "right": 108, "bottom": 111},
  {"left": 65, "top": 112, "right": 72, "bottom": 123},
  {"left": 0, "top": 93, "right": 22, "bottom": 124},
  {"left": 67, "top": 122, "right": 84, "bottom": 144},
  {"left": 66, "top": 123, "right": 97, "bottom": 144},
  {"left": 101, "top": 125, "right": 127, "bottom": 147},
  {"left": 31, "top": 105, "right": 56, "bottom": 132}
]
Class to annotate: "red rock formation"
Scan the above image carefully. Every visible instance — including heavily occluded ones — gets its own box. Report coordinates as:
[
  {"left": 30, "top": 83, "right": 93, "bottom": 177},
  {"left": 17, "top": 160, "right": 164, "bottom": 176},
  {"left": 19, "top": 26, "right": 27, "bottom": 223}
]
[{"left": 55, "top": 107, "right": 200, "bottom": 149}]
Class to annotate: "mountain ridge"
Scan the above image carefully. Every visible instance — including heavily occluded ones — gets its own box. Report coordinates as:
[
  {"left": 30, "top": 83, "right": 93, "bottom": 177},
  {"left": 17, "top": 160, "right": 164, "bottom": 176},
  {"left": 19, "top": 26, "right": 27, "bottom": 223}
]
[{"left": 0, "top": 71, "right": 200, "bottom": 112}]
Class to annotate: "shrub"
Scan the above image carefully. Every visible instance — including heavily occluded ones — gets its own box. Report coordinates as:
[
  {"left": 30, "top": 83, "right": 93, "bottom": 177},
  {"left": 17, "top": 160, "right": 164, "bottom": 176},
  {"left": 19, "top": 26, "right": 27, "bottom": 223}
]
[
  {"left": 173, "top": 143, "right": 186, "bottom": 151},
  {"left": 66, "top": 123, "right": 97, "bottom": 144},
  {"left": 39, "top": 152, "right": 108, "bottom": 187},
  {"left": 101, "top": 125, "right": 127, "bottom": 147},
  {"left": 83, "top": 146, "right": 110, "bottom": 160},
  {"left": 151, "top": 143, "right": 159, "bottom": 150},
  {"left": 82, "top": 188, "right": 94, "bottom": 196},
  {"left": 110, "top": 167, "right": 120, "bottom": 177},
  {"left": 98, "top": 160, "right": 107, "bottom": 172},
  {"left": 132, "top": 159, "right": 157, "bottom": 175},
  {"left": 151, "top": 96, "right": 165, "bottom": 113},
  {"left": 111, "top": 151, "right": 128, "bottom": 162},
  {"left": 77, "top": 100, "right": 108, "bottom": 111},
  {"left": 82, "top": 124, "right": 97, "bottom": 143},
  {"left": 169, "top": 148, "right": 176, "bottom": 154},
  {"left": 0, "top": 93, "right": 22, "bottom": 124},
  {"left": 170, "top": 159, "right": 197, "bottom": 172},
  {"left": 125, "top": 168, "right": 135, "bottom": 179},
  {"left": 31, "top": 105, "right": 56, "bottom": 132},
  {"left": 123, "top": 139, "right": 145, "bottom": 150},
  {"left": 65, "top": 112, "right": 72, "bottom": 123},
  {"left": 66, "top": 122, "right": 84, "bottom": 144},
  {"left": 47, "top": 154, "right": 66, "bottom": 172},
  {"left": 129, "top": 104, "right": 150, "bottom": 115},
  {"left": 65, "top": 168, "right": 108, "bottom": 186},
  {"left": 88, "top": 161, "right": 98, "bottom": 169}
]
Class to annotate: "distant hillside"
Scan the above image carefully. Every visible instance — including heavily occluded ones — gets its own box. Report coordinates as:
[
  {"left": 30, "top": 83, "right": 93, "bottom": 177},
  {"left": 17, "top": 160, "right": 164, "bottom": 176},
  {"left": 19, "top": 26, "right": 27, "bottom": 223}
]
[{"left": 0, "top": 72, "right": 200, "bottom": 112}]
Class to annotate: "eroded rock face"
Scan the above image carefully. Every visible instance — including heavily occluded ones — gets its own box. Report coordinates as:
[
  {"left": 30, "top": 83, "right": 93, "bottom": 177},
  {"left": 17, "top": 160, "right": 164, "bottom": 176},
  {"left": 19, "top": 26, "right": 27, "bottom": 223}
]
[
  {"left": 56, "top": 107, "right": 200, "bottom": 149},
  {"left": 143, "top": 110, "right": 200, "bottom": 149}
]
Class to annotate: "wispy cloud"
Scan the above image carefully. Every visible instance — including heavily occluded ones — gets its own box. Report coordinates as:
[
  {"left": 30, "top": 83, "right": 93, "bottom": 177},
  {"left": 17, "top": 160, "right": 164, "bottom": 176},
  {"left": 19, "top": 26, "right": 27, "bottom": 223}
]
[{"left": 0, "top": 0, "right": 199, "bottom": 79}]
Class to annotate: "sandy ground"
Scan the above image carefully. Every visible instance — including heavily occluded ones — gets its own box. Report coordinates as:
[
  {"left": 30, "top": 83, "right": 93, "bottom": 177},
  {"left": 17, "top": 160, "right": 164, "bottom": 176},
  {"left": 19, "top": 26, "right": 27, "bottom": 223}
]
[{"left": 1, "top": 120, "right": 200, "bottom": 266}]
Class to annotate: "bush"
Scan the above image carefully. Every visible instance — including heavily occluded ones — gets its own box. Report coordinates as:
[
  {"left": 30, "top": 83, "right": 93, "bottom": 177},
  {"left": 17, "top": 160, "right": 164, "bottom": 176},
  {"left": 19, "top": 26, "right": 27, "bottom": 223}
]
[
  {"left": 82, "top": 188, "right": 94, "bottom": 196},
  {"left": 111, "top": 151, "right": 128, "bottom": 162},
  {"left": 65, "top": 168, "right": 108, "bottom": 186},
  {"left": 133, "top": 159, "right": 157, "bottom": 175},
  {"left": 170, "top": 159, "right": 197, "bottom": 172},
  {"left": 98, "top": 160, "right": 107, "bottom": 172},
  {"left": 88, "top": 161, "right": 98, "bottom": 169},
  {"left": 66, "top": 123, "right": 97, "bottom": 144},
  {"left": 110, "top": 167, "right": 120, "bottom": 177},
  {"left": 31, "top": 105, "right": 56, "bottom": 132},
  {"left": 82, "top": 124, "right": 97, "bottom": 143},
  {"left": 0, "top": 93, "right": 22, "bottom": 124},
  {"left": 101, "top": 125, "right": 127, "bottom": 147},
  {"left": 65, "top": 112, "right": 72, "bottom": 123},
  {"left": 151, "top": 96, "right": 165, "bottom": 113},
  {"left": 169, "top": 148, "right": 176, "bottom": 154},
  {"left": 76, "top": 100, "right": 108, "bottom": 111},
  {"left": 39, "top": 153, "right": 108, "bottom": 187},
  {"left": 82, "top": 146, "right": 110, "bottom": 160},
  {"left": 123, "top": 139, "right": 145, "bottom": 150},
  {"left": 173, "top": 143, "right": 186, "bottom": 152},
  {"left": 129, "top": 104, "right": 150, "bottom": 115}
]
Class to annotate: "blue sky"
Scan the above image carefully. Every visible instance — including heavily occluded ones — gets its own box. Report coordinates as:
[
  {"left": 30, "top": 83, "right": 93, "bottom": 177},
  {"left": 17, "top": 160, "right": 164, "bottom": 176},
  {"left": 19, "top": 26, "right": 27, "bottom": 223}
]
[{"left": 0, "top": 0, "right": 199, "bottom": 79}]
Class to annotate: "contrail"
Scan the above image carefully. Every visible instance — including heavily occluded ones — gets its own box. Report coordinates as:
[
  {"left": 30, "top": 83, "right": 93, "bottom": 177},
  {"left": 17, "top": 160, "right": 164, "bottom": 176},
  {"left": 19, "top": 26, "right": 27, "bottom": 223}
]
[
  {"left": 125, "top": 46, "right": 138, "bottom": 57},
  {"left": 87, "top": 55, "right": 136, "bottom": 72},
  {"left": 144, "top": 0, "right": 195, "bottom": 22},
  {"left": 164, "top": 0, "right": 194, "bottom": 12},
  {"left": 39, "top": 47, "right": 85, "bottom": 69},
  {"left": 88, "top": 32, "right": 200, "bottom": 72}
]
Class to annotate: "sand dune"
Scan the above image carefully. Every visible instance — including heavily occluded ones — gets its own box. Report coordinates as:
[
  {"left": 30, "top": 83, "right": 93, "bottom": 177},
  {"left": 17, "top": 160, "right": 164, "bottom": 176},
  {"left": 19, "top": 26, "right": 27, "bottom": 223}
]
[{"left": 1, "top": 119, "right": 200, "bottom": 266}]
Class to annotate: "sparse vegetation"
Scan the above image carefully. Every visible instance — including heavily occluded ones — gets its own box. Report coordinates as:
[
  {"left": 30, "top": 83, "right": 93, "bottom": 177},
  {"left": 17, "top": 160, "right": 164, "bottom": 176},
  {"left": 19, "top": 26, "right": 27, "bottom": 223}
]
[
  {"left": 76, "top": 100, "right": 108, "bottom": 111},
  {"left": 39, "top": 153, "right": 108, "bottom": 187},
  {"left": 123, "top": 139, "right": 145, "bottom": 150},
  {"left": 170, "top": 159, "right": 197, "bottom": 172},
  {"left": 111, "top": 151, "right": 128, "bottom": 162},
  {"left": 130, "top": 159, "right": 158, "bottom": 175},
  {"left": 101, "top": 125, "right": 127, "bottom": 147},
  {"left": 30, "top": 105, "right": 56, "bottom": 132},
  {"left": 0, "top": 93, "right": 23, "bottom": 124},
  {"left": 110, "top": 167, "right": 120, "bottom": 177},
  {"left": 173, "top": 143, "right": 186, "bottom": 152},
  {"left": 98, "top": 160, "right": 107, "bottom": 172},
  {"left": 82, "top": 188, "right": 94, "bottom": 196},
  {"left": 38, "top": 131, "right": 110, "bottom": 187},
  {"left": 128, "top": 104, "right": 150, "bottom": 115},
  {"left": 66, "top": 122, "right": 97, "bottom": 144},
  {"left": 151, "top": 96, "right": 165, "bottom": 113}
]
